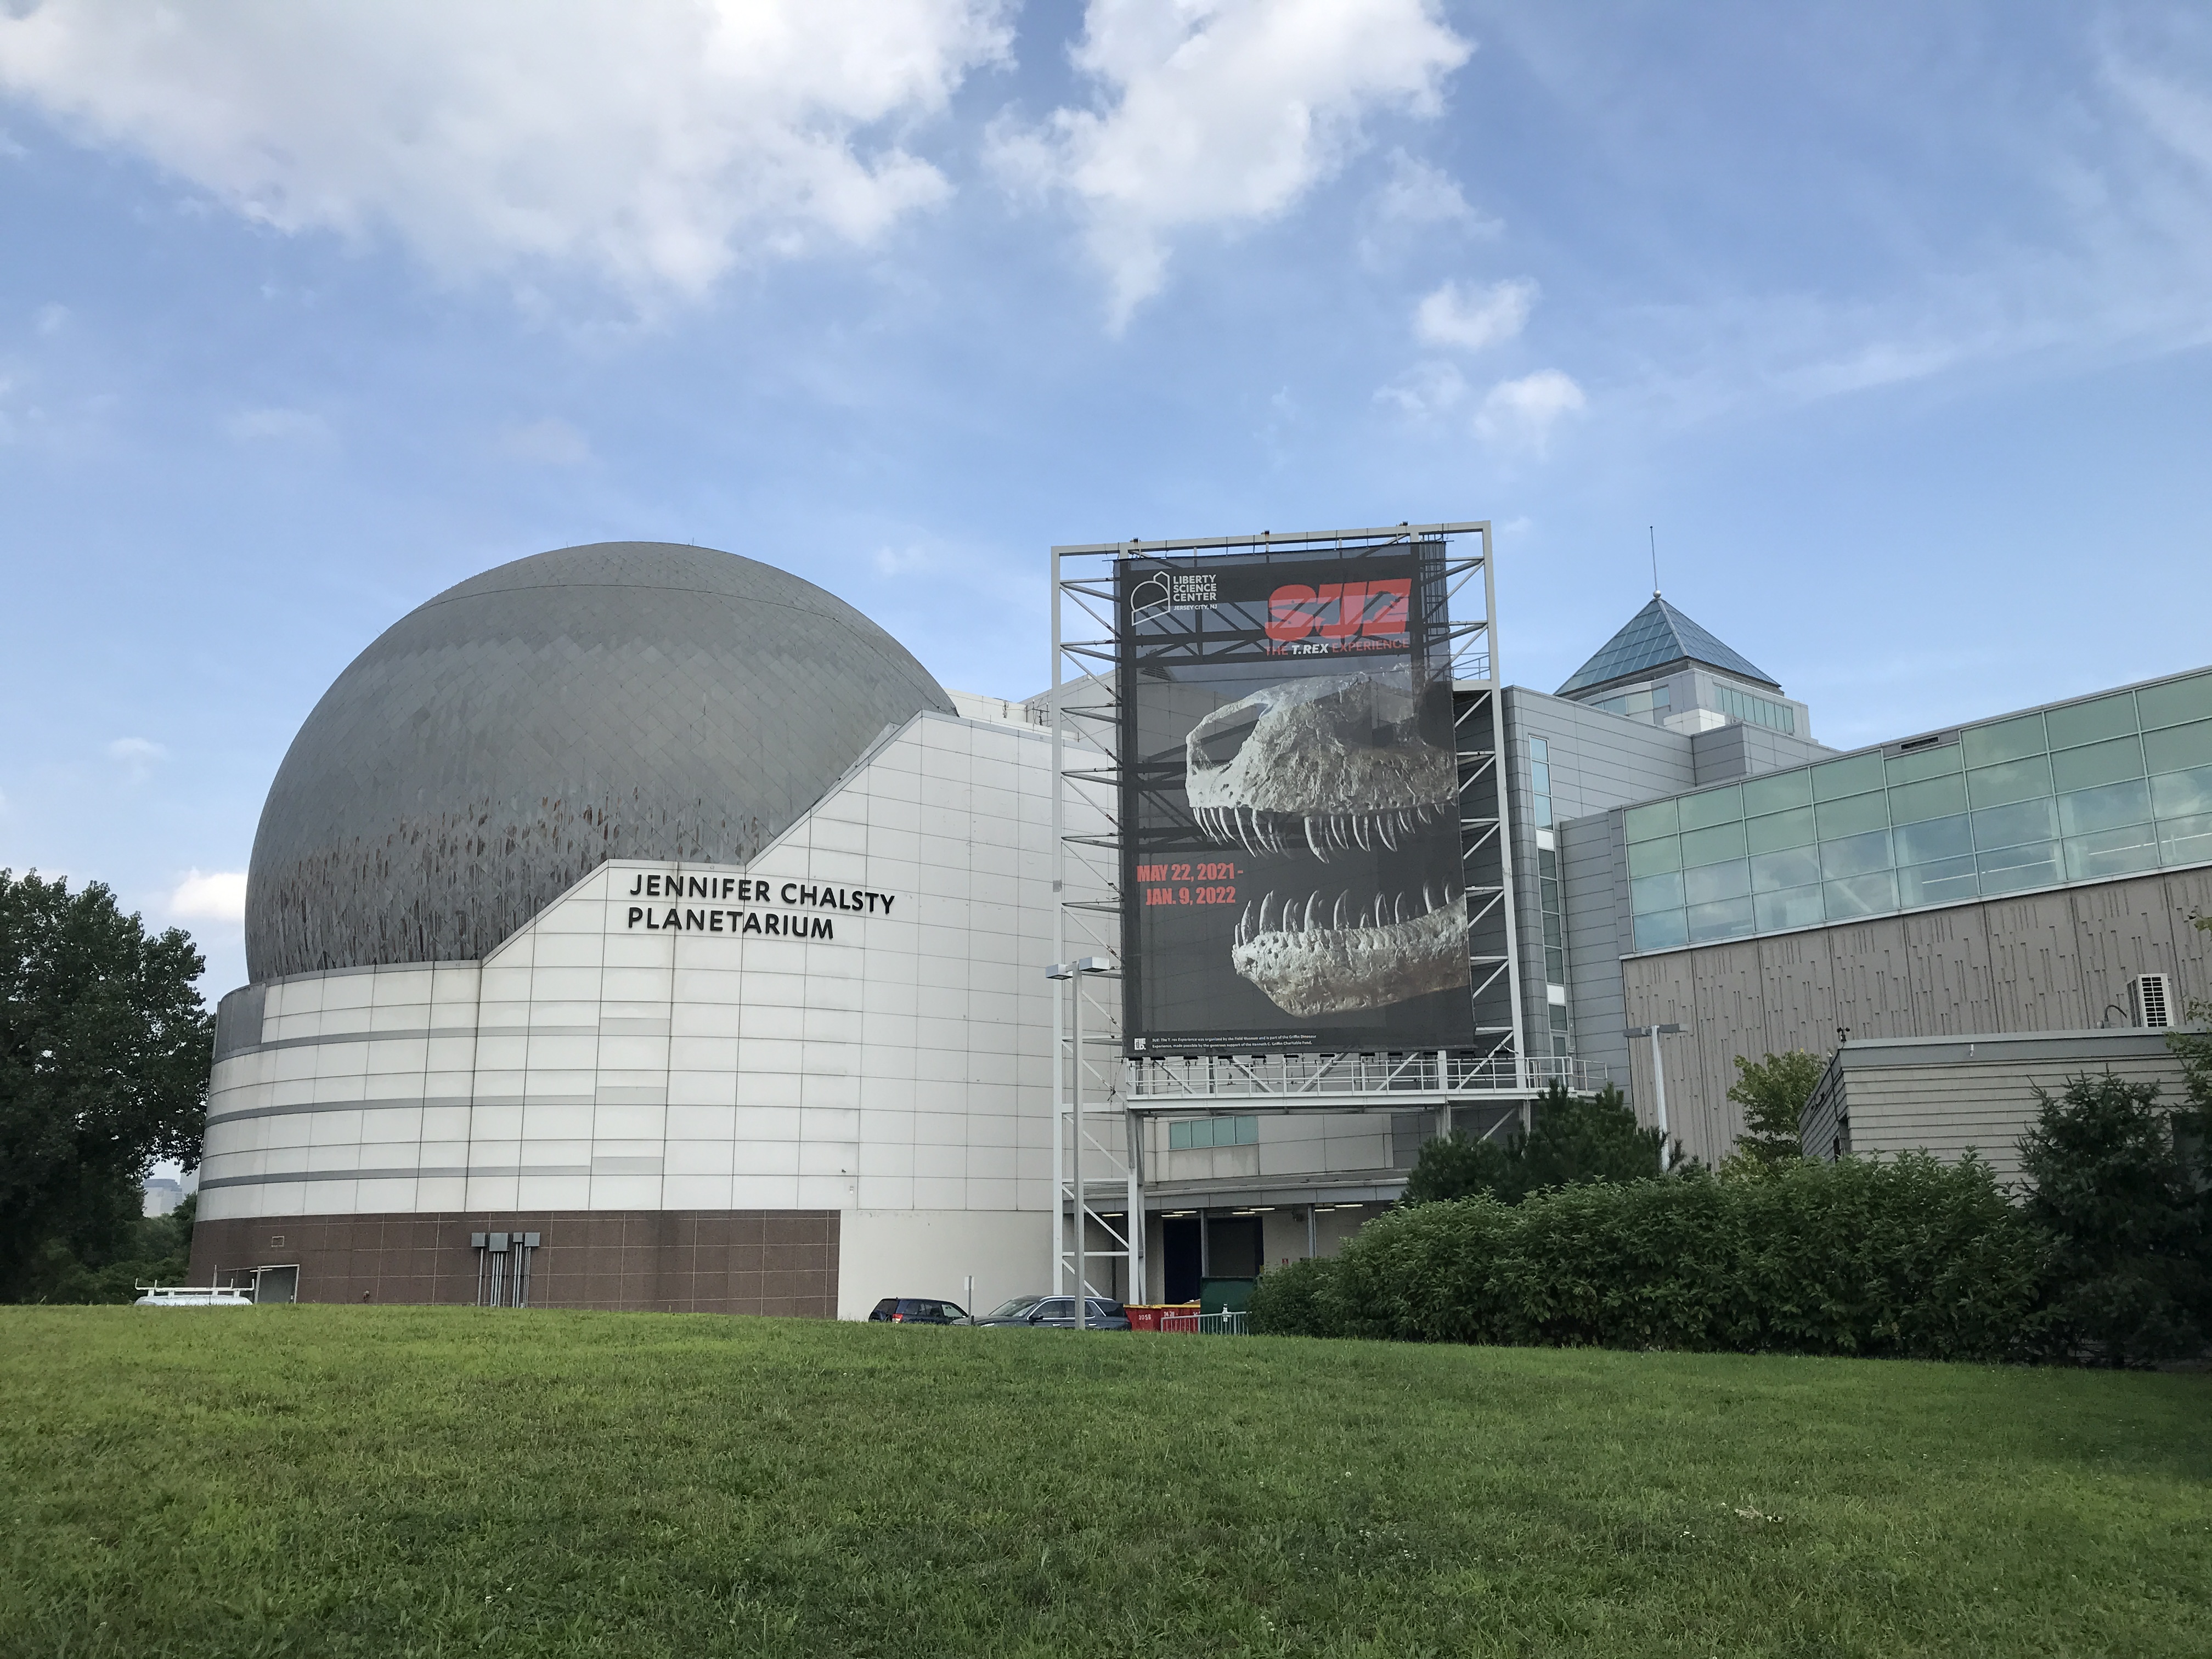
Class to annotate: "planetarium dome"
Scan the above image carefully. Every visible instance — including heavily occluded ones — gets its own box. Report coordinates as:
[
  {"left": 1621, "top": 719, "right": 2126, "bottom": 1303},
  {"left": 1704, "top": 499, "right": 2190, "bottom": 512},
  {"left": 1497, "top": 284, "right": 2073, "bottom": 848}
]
[{"left": 245, "top": 541, "right": 954, "bottom": 981}]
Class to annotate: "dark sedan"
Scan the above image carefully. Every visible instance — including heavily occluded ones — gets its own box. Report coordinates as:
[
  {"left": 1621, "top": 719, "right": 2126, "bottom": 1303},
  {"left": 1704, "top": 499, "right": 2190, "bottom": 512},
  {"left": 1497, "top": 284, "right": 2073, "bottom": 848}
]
[
  {"left": 867, "top": 1297, "right": 969, "bottom": 1324},
  {"left": 973, "top": 1295, "right": 1130, "bottom": 1330}
]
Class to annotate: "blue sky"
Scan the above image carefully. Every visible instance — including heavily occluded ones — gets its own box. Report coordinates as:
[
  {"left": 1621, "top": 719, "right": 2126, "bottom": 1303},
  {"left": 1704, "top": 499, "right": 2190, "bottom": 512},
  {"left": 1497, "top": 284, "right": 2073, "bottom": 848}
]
[{"left": 3, "top": 0, "right": 2210, "bottom": 1000}]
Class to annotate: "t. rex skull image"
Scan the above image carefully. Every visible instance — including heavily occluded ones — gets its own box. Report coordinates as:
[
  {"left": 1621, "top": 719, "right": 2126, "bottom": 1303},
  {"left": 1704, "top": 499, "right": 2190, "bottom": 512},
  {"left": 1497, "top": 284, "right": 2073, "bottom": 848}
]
[
  {"left": 1231, "top": 885, "right": 1466, "bottom": 1017},
  {"left": 1184, "top": 669, "right": 1456, "bottom": 860}
]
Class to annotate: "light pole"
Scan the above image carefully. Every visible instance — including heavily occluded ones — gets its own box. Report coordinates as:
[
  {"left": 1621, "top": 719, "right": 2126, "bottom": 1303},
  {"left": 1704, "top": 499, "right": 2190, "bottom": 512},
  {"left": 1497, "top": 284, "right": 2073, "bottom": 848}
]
[
  {"left": 1048, "top": 957, "right": 1115, "bottom": 1329},
  {"left": 1625, "top": 1023, "right": 1684, "bottom": 1170}
]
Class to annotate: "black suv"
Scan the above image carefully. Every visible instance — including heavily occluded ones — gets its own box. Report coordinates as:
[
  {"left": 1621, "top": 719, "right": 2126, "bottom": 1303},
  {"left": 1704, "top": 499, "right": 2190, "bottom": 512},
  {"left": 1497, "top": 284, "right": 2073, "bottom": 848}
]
[
  {"left": 973, "top": 1295, "right": 1131, "bottom": 1330},
  {"left": 867, "top": 1297, "right": 970, "bottom": 1324}
]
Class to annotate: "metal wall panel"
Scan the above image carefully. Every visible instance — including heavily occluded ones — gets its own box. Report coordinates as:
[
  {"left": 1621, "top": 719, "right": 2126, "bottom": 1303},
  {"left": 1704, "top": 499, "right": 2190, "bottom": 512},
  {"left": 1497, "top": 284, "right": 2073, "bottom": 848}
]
[
  {"left": 1613, "top": 868, "right": 2212, "bottom": 1161},
  {"left": 1692, "top": 940, "right": 1769, "bottom": 1152},
  {"left": 1756, "top": 932, "right": 1836, "bottom": 1059},
  {"left": 1900, "top": 907, "right": 1996, "bottom": 1034},
  {"left": 1982, "top": 894, "right": 2085, "bottom": 1032},
  {"left": 1827, "top": 918, "right": 1915, "bottom": 1045},
  {"left": 2068, "top": 881, "right": 2181, "bottom": 1018}
]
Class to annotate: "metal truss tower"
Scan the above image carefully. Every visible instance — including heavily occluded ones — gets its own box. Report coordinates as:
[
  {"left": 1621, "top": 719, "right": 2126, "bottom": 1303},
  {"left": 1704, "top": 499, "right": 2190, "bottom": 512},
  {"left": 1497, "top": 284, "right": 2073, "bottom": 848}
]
[{"left": 1047, "top": 522, "right": 1530, "bottom": 1307}]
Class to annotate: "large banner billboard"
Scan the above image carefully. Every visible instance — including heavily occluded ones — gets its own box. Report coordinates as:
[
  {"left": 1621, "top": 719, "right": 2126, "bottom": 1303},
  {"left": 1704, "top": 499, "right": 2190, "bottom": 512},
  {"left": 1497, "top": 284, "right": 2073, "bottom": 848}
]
[{"left": 1118, "top": 541, "right": 1470, "bottom": 1056}]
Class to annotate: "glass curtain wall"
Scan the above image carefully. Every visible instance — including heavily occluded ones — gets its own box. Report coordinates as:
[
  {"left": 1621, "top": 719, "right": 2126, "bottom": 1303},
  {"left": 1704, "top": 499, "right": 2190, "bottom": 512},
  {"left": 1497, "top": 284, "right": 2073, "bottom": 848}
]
[{"left": 1626, "top": 670, "right": 2212, "bottom": 952}]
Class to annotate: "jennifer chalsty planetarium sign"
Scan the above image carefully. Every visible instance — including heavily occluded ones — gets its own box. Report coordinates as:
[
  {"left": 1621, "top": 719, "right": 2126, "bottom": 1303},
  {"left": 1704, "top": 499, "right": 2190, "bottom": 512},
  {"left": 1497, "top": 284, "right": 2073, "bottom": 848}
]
[
  {"left": 619, "top": 870, "right": 900, "bottom": 939},
  {"left": 1117, "top": 541, "right": 1470, "bottom": 1056}
]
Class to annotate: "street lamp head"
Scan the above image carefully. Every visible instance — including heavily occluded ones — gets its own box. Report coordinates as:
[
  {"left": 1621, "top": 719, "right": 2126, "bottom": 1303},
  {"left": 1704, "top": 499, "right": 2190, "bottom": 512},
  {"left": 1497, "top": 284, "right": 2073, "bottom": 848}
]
[
  {"left": 1045, "top": 963, "right": 1074, "bottom": 981},
  {"left": 1074, "top": 956, "right": 1115, "bottom": 975}
]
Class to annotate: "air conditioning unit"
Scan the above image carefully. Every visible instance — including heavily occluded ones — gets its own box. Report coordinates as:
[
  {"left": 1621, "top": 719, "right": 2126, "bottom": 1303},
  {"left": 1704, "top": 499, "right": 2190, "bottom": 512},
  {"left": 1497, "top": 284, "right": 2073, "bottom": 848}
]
[{"left": 2128, "top": 974, "right": 2172, "bottom": 1030}]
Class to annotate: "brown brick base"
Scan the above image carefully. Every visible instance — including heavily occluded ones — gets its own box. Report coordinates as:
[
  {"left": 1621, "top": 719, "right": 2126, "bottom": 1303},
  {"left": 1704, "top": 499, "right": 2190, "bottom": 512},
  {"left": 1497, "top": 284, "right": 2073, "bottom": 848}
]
[{"left": 187, "top": 1211, "right": 839, "bottom": 1316}]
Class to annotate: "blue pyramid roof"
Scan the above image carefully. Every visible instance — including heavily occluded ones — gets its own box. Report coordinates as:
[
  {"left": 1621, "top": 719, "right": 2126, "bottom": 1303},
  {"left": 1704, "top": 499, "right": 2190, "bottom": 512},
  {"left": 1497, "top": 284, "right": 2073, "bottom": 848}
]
[{"left": 1556, "top": 596, "right": 1779, "bottom": 697}]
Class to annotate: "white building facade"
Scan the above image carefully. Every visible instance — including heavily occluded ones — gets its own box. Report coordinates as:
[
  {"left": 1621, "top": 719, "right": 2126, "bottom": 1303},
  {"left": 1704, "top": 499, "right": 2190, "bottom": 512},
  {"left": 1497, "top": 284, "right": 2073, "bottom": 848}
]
[{"left": 194, "top": 710, "right": 1105, "bottom": 1317}]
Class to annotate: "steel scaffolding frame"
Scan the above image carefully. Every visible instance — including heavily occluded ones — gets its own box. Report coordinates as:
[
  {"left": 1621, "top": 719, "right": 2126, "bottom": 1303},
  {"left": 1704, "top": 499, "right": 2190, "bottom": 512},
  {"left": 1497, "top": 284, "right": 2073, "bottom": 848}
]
[{"left": 1048, "top": 522, "right": 1530, "bottom": 1306}]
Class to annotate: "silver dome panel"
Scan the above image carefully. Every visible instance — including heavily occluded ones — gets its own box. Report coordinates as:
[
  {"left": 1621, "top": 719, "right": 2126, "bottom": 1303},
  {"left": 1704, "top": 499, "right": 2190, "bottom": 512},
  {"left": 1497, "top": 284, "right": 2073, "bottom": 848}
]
[{"left": 245, "top": 541, "right": 952, "bottom": 979}]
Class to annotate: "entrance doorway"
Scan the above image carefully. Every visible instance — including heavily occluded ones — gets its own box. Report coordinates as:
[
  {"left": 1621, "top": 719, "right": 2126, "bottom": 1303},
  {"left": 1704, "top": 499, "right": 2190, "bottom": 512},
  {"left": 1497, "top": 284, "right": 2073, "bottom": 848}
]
[{"left": 252, "top": 1265, "right": 298, "bottom": 1304}]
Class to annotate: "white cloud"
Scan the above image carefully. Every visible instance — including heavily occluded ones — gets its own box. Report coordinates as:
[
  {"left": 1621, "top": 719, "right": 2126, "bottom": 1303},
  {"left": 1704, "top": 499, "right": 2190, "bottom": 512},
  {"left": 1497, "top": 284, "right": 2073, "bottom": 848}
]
[
  {"left": 1373, "top": 358, "right": 1468, "bottom": 417},
  {"left": 873, "top": 543, "right": 933, "bottom": 575},
  {"left": 1373, "top": 150, "right": 1480, "bottom": 229},
  {"left": 0, "top": 1, "right": 1014, "bottom": 304},
  {"left": 997, "top": 0, "right": 1471, "bottom": 323},
  {"left": 1414, "top": 276, "right": 1534, "bottom": 351},
  {"left": 33, "top": 301, "right": 67, "bottom": 335},
  {"left": 501, "top": 417, "right": 592, "bottom": 467},
  {"left": 1474, "top": 368, "right": 1584, "bottom": 452},
  {"left": 224, "top": 407, "right": 329, "bottom": 442},
  {"left": 106, "top": 736, "right": 165, "bottom": 764},
  {"left": 169, "top": 869, "right": 247, "bottom": 923}
]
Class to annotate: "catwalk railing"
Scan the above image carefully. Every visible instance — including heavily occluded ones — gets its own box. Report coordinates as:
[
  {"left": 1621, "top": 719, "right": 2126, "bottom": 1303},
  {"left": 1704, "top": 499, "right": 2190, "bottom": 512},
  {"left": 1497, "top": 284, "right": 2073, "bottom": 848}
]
[{"left": 1126, "top": 1048, "right": 1605, "bottom": 1104}]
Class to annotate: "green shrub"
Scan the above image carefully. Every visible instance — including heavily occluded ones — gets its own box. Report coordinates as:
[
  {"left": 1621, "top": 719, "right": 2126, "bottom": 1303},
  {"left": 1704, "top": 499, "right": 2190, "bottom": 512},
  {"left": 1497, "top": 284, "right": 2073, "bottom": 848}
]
[
  {"left": 2018, "top": 1072, "right": 2211, "bottom": 1367},
  {"left": 1246, "top": 1255, "right": 1338, "bottom": 1336},
  {"left": 1256, "top": 1154, "right": 2044, "bottom": 1360},
  {"left": 1402, "top": 1081, "right": 1666, "bottom": 1205}
]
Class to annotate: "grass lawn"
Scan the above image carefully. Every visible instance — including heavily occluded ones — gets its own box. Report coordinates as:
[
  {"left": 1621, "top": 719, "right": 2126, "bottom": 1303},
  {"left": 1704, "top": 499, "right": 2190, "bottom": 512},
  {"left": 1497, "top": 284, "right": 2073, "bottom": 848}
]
[{"left": 2, "top": 1308, "right": 2207, "bottom": 1657}]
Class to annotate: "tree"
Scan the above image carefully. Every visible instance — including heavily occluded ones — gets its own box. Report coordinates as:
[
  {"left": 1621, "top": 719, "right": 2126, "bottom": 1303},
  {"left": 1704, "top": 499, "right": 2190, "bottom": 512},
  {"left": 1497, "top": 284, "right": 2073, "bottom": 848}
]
[
  {"left": 1511, "top": 1081, "right": 1668, "bottom": 1194},
  {"left": 2168, "top": 912, "right": 2212, "bottom": 1176},
  {"left": 1403, "top": 1082, "right": 1669, "bottom": 1204},
  {"left": 1402, "top": 1125, "right": 1511, "bottom": 1204},
  {"left": 2017, "top": 1071, "right": 2211, "bottom": 1367},
  {"left": 1, "top": 870, "right": 212, "bottom": 1301},
  {"left": 1727, "top": 1050, "right": 1829, "bottom": 1165}
]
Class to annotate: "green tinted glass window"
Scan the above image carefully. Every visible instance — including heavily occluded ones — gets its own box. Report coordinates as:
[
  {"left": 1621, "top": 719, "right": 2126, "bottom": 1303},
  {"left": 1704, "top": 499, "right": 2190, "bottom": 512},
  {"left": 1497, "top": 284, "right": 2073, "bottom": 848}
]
[
  {"left": 1816, "top": 791, "right": 1889, "bottom": 839},
  {"left": 1634, "top": 910, "right": 1688, "bottom": 951},
  {"left": 1820, "top": 830, "right": 1893, "bottom": 879},
  {"left": 1678, "top": 786, "right": 1744, "bottom": 832},
  {"left": 1746, "top": 806, "right": 1816, "bottom": 853},
  {"left": 2150, "top": 765, "right": 2212, "bottom": 820},
  {"left": 1750, "top": 846, "right": 1821, "bottom": 893},
  {"left": 1628, "top": 836, "right": 1683, "bottom": 877},
  {"left": 1754, "top": 885, "right": 1825, "bottom": 932},
  {"left": 1825, "top": 872, "right": 1898, "bottom": 919},
  {"left": 1978, "top": 844, "right": 2062, "bottom": 894},
  {"left": 2049, "top": 736, "right": 2143, "bottom": 794},
  {"left": 1887, "top": 774, "right": 1967, "bottom": 825},
  {"left": 1883, "top": 742, "right": 1962, "bottom": 784},
  {"left": 1966, "top": 755, "right": 2054, "bottom": 808},
  {"left": 2066, "top": 826, "right": 2160, "bottom": 882},
  {"left": 2058, "top": 779, "right": 2152, "bottom": 837},
  {"left": 1684, "top": 860, "right": 1751, "bottom": 905},
  {"left": 1899, "top": 856, "right": 1977, "bottom": 908},
  {"left": 2160, "top": 817, "right": 2212, "bottom": 867},
  {"left": 2136, "top": 671, "right": 2212, "bottom": 731},
  {"left": 1688, "top": 897, "right": 1755, "bottom": 943},
  {"left": 1624, "top": 800, "right": 1679, "bottom": 843},
  {"left": 1972, "top": 797, "right": 2059, "bottom": 850},
  {"left": 1893, "top": 815, "right": 1972, "bottom": 864},
  {"left": 1631, "top": 871, "right": 1684, "bottom": 913},
  {"left": 1741, "top": 769, "right": 1813, "bottom": 815},
  {"left": 1812, "top": 752, "right": 1886, "bottom": 801},
  {"left": 1963, "top": 712, "right": 2047, "bottom": 768},
  {"left": 2045, "top": 692, "right": 2137, "bottom": 751},
  {"left": 1679, "top": 821, "right": 1748, "bottom": 867},
  {"left": 2143, "top": 718, "right": 2212, "bottom": 776}
]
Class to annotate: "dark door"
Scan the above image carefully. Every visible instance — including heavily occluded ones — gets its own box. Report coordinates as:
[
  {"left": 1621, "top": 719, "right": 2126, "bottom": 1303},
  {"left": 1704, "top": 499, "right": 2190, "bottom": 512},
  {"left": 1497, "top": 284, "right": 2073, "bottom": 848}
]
[
  {"left": 253, "top": 1265, "right": 298, "bottom": 1305},
  {"left": 1205, "top": 1217, "right": 1262, "bottom": 1279},
  {"left": 1161, "top": 1215, "right": 1202, "bottom": 1303}
]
